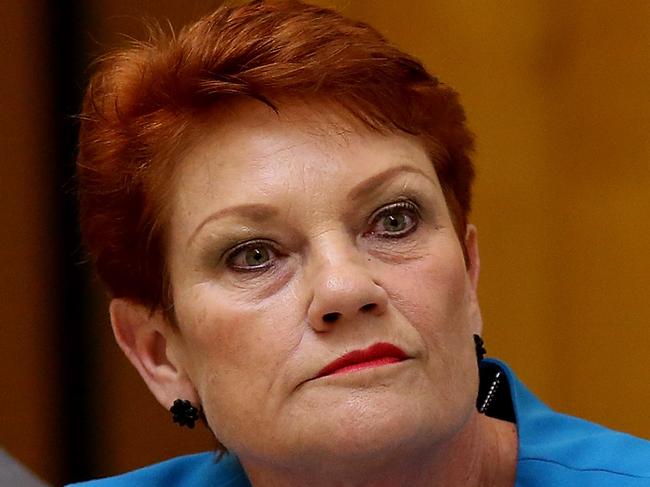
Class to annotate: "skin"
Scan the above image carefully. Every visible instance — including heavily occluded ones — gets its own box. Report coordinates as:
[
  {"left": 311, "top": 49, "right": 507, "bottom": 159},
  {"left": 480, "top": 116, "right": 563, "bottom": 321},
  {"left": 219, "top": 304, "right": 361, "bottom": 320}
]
[{"left": 110, "top": 99, "right": 518, "bottom": 486}]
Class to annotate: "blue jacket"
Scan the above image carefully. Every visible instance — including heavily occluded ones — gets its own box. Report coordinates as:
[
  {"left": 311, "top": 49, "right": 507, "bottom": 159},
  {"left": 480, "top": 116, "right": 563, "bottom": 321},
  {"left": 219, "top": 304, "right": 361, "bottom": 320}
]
[{"left": 70, "top": 359, "right": 650, "bottom": 486}]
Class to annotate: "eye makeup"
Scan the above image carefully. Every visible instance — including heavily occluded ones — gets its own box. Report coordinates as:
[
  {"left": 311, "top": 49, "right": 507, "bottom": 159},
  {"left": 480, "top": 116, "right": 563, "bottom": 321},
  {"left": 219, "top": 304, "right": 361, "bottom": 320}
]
[{"left": 194, "top": 180, "right": 443, "bottom": 277}]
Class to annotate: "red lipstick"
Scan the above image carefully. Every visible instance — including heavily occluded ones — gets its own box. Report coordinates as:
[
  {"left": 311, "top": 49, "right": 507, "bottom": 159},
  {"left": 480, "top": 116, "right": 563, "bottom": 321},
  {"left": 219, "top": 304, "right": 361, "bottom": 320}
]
[{"left": 317, "top": 342, "right": 407, "bottom": 378}]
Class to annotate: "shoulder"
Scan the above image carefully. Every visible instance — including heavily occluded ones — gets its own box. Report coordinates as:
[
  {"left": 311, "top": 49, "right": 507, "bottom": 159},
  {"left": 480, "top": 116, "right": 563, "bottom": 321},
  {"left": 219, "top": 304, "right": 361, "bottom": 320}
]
[
  {"left": 485, "top": 359, "right": 650, "bottom": 486},
  {"left": 66, "top": 452, "right": 251, "bottom": 487},
  {"left": 517, "top": 412, "right": 650, "bottom": 485}
]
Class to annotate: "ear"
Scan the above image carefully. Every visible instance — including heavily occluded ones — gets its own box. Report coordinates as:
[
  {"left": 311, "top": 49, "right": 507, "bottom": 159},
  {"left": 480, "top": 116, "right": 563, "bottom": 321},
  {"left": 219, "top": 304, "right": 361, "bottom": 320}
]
[
  {"left": 464, "top": 224, "right": 480, "bottom": 292},
  {"left": 464, "top": 224, "right": 483, "bottom": 335},
  {"left": 109, "top": 298, "right": 199, "bottom": 411}
]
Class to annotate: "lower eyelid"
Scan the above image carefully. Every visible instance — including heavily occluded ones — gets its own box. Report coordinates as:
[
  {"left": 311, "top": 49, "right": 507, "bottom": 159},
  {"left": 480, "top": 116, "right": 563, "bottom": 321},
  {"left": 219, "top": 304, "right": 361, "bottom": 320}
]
[{"left": 228, "top": 259, "right": 278, "bottom": 274}]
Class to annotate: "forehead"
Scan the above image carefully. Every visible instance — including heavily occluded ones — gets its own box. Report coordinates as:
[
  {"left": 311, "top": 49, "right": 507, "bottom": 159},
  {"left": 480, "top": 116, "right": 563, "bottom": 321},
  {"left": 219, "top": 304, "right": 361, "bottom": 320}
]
[{"left": 169, "top": 99, "right": 441, "bottom": 226}]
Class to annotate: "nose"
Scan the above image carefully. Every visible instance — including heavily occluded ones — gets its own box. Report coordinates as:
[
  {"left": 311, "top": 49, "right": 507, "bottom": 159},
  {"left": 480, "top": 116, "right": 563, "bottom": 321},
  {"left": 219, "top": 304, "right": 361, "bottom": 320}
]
[{"left": 306, "top": 248, "right": 388, "bottom": 332}]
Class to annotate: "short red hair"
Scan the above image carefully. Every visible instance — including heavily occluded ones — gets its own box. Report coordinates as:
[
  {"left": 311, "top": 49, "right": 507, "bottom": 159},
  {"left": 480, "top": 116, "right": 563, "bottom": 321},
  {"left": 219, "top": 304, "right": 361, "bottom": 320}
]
[{"left": 77, "top": 0, "right": 475, "bottom": 312}]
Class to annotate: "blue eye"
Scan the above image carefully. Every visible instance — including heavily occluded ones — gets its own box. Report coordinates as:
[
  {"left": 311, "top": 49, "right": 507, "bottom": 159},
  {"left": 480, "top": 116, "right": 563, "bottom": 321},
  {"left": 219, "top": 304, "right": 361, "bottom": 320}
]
[
  {"left": 226, "top": 240, "right": 277, "bottom": 271},
  {"left": 368, "top": 200, "right": 419, "bottom": 237}
]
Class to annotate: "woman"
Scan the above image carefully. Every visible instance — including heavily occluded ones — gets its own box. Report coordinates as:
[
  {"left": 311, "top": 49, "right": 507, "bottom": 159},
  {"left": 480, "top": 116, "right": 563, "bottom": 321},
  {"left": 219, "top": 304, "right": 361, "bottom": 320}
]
[{"left": 71, "top": 1, "right": 650, "bottom": 485}]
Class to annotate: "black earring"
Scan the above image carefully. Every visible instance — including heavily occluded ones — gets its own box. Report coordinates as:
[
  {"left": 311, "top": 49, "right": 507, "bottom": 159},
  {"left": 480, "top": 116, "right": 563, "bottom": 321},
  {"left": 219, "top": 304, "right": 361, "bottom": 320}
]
[
  {"left": 473, "top": 334, "right": 486, "bottom": 363},
  {"left": 170, "top": 399, "right": 200, "bottom": 429}
]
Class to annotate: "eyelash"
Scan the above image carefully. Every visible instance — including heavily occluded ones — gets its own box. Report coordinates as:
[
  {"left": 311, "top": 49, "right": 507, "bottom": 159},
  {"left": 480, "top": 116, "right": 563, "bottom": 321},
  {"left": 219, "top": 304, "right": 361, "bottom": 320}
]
[{"left": 224, "top": 198, "right": 422, "bottom": 272}]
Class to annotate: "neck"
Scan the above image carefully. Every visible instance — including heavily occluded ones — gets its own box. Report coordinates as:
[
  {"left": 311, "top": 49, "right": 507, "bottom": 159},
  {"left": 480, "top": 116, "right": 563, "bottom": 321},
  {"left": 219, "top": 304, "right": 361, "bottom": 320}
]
[{"left": 243, "top": 412, "right": 518, "bottom": 487}]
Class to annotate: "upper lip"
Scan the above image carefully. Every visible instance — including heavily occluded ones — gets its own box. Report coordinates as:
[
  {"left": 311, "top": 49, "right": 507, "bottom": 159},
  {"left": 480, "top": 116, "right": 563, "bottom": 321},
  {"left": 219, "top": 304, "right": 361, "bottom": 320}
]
[{"left": 316, "top": 342, "right": 408, "bottom": 378}]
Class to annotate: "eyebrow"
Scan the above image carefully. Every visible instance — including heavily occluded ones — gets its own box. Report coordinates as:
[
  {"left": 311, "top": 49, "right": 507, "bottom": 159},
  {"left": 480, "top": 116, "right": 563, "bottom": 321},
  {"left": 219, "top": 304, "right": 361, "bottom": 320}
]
[
  {"left": 347, "top": 164, "right": 438, "bottom": 201},
  {"left": 188, "top": 203, "right": 279, "bottom": 245},
  {"left": 187, "top": 164, "right": 436, "bottom": 246}
]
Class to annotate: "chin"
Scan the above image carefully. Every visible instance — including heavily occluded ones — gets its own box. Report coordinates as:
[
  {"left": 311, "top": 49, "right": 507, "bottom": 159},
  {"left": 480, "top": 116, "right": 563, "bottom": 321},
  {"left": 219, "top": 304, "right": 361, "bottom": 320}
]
[{"left": 271, "top": 390, "right": 470, "bottom": 468}]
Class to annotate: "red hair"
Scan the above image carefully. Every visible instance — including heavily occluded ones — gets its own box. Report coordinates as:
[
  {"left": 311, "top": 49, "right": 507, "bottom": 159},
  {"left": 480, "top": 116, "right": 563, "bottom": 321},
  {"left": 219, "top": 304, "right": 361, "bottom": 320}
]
[{"left": 77, "top": 0, "right": 475, "bottom": 312}]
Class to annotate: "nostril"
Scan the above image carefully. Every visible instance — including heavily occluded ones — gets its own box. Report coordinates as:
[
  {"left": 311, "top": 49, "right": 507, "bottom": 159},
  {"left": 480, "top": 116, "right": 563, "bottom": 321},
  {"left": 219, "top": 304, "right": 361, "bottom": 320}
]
[
  {"left": 360, "top": 303, "right": 377, "bottom": 313},
  {"left": 322, "top": 312, "right": 341, "bottom": 323}
]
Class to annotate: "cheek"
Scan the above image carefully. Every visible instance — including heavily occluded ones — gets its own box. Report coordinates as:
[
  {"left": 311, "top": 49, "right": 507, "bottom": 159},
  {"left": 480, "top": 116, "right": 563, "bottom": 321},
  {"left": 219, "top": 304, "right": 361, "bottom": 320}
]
[
  {"left": 383, "top": 238, "right": 470, "bottom": 336},
  {"left": 173, "top": 283, "right": 305, "bottom": 428},
  {"left": 381, "top": 240, "right": 478, "bottom": 412},
  {"left": 382, "top": 235, "right": 476, "bottom": 387}
]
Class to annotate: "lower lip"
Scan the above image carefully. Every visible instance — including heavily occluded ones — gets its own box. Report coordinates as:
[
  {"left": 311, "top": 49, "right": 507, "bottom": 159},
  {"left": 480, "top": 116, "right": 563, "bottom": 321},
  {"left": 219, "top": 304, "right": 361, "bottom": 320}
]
[{"left": 330, "top": 357, "right": 402, "bottom": 376}]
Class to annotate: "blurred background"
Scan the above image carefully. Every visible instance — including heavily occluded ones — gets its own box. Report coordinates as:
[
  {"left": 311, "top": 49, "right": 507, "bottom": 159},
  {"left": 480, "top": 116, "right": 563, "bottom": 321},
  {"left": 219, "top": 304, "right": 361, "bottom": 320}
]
[{"left": 1, "top": 0, "right": 649, "bottom": 484}]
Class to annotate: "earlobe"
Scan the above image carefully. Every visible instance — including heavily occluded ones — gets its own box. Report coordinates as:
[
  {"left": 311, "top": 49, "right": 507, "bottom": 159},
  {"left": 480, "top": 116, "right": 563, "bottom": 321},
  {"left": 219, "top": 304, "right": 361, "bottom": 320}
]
[{"left": 109, "top": 298, "right": 199, "bottom": 411}]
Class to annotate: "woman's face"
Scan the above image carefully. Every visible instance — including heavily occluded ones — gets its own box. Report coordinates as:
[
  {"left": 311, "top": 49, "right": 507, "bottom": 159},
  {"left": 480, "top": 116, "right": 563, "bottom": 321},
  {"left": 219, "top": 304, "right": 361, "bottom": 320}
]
[{"left": 164, "top": 100, "right": 482, "bottom": 468}]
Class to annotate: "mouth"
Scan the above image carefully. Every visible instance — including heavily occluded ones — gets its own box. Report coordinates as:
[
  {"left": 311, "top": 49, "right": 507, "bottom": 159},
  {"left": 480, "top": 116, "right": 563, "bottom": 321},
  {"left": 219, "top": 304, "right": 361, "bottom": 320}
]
[{"left": 316, "top": 342, "right": 408, "bottom": 379}]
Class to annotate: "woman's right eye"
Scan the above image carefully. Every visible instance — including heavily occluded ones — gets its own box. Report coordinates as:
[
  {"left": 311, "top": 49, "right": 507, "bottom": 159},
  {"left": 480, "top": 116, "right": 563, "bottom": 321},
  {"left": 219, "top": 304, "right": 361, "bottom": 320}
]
[{"left": 225, "top": 240, "right": 278, "bottom": 271}]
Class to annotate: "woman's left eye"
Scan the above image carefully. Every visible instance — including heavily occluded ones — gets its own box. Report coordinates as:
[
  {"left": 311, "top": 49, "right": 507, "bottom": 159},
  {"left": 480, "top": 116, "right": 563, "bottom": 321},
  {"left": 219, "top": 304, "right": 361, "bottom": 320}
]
[{"left": 367, "top": 200, "right": 419, "bottom": 237}]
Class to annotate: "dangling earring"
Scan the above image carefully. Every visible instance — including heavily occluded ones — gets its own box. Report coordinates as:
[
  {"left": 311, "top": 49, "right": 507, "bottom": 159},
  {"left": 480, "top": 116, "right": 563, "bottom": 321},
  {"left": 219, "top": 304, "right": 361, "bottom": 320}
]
[
  {"left": 170, "top": 399, "right": 200, "bottom": 428},
  {"left": 473, "top": 334, "right": 486, "bottom": 363}
]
